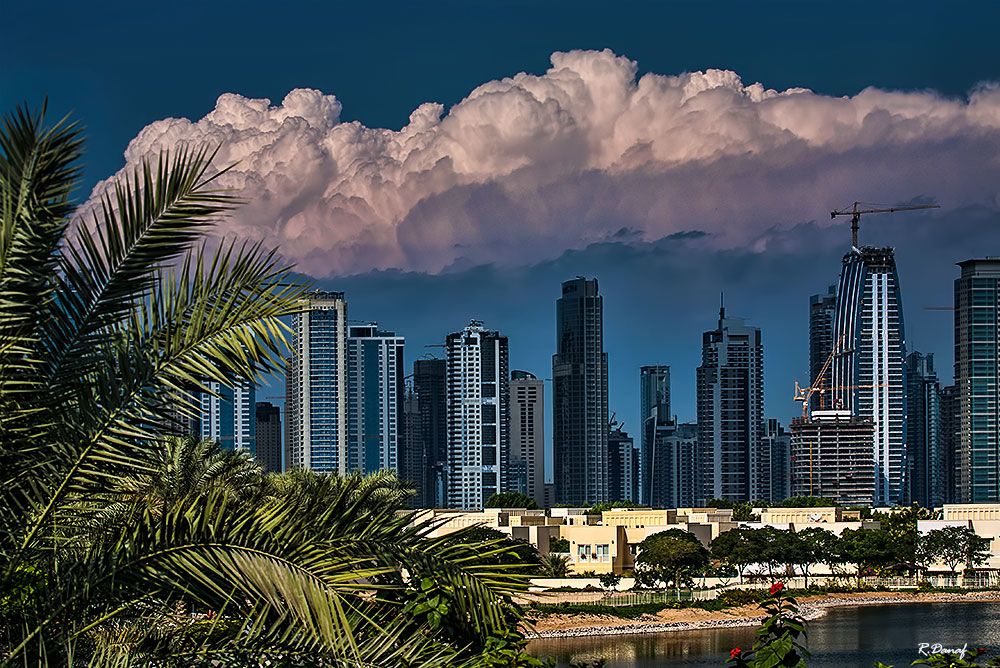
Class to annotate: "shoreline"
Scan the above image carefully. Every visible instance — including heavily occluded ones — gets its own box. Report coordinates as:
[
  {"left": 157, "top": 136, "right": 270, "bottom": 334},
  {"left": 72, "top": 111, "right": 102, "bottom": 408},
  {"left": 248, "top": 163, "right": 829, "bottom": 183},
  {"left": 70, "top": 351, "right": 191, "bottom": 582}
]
[{"left": 527, "top": 591, "right": 1000, "bottom": 639}]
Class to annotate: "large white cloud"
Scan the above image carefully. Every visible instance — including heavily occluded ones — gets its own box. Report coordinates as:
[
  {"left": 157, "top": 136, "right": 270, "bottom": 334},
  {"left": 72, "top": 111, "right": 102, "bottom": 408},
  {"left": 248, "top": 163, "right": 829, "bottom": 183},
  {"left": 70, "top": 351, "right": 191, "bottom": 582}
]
[{"left": 88, "top": 49, "right": 1000, "bottom": 276}]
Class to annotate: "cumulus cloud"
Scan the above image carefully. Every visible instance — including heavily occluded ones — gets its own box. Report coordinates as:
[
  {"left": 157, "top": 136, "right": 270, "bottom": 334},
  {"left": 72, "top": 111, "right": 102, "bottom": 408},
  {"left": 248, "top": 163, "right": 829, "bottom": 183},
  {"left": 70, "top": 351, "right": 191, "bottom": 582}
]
[{"left": 88, "top": 49, "right": 1000, "bottom": 276}]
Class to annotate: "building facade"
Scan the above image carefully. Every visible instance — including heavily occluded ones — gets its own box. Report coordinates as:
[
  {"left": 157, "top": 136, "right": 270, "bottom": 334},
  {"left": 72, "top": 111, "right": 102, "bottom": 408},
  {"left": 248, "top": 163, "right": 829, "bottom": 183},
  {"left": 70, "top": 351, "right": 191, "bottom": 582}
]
[
  {"left": 809, "top": 284, "right": 838, "bottom": 412},
  {"left": 285, "top": 291, "right": 349, "bottom": 473},
  {"left": 410, "top": 358, "right": 447, "bottom": 507},
  {"left": 198, "top": 380, "right": 256, "bottom": 454},
  {"left": 762, "top": 418, "right": 790, "bottom": 503},
  {"left": 955, "top": 259, "right": 1000, "bottom": 503},
  {"left": 940, "top": 384, "right": 960, "bottom": 505},
  {"left": 254, "top": 401, "right": 282, "bottom": 472},
  {"left": 906, "top": 352, "right": 944, "bottom": 509},
  {"left": 445, "top": 322, "right": 509, "bottom": 509},
  {"left": 645, "top": 421, "right": 699, "bottom": 508},
  {"left": 608, "top": 420, "right": 638, "bottom": 503},
  {"left": 347, "top": 324, "right": 404, "bottom": 474},
  {"left": 789, "top": 410, "right": 875, "bottom": 505},
  {"left": 696, "top": 304, "right": 765, "bottom": 502},
  {"left": 640, "top": 365, "right": 671, "bottom": 506},
  {"left": 831, "top": 247, "right": 908, "bottom": 505},
  {"left": 553, "top": 277, "right": 609, "bottom": 506},
  {"left": 510, "top": 370, "right": 545, "bottom": 505}
]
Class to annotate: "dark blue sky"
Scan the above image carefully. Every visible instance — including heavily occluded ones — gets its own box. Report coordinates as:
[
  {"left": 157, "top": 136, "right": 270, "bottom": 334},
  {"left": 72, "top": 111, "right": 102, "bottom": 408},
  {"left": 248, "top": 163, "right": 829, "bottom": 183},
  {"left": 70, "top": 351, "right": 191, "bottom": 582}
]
[{"left": 4, "top": 1, "right": 1000, "bottom": 471}]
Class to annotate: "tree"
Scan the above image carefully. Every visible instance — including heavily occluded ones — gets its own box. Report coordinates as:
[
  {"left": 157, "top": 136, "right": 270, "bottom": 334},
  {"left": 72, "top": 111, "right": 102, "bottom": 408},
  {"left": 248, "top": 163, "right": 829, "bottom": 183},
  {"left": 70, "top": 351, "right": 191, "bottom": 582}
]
[
  {"left": 636, "top": 531, "right": 710, "bottom": 588},
  {"left": 0, "top": 106, "right": 529, "bottom": 666},
  {"left": 840, "top": 527, "right": 895, "bottom": 587},
  {"left": 711, "top": 529, "right": 757, "bottom": 583},
  {"left": 928, "top": 526, "right": 991, "bottom": 575},
  {"left": 587, "top": 500, "right": 641, "bottom": 515},
  {"left": 598, "top": 572, "right": 622, "bottom": 590},
  {"left": 770, "top": 496, "right": 840, "bottom": 508},
  {"left": 787, "top": 528, "right": 831, "bottom": 587},
  {"left": 486, "top": 491, "right": 539, "bottom": 509},
  {"left": 549, "top": 537, "right": 570, "bottom": 553},
  {"left": 542, "top": 553, "right": 570, "bottom": 577}
]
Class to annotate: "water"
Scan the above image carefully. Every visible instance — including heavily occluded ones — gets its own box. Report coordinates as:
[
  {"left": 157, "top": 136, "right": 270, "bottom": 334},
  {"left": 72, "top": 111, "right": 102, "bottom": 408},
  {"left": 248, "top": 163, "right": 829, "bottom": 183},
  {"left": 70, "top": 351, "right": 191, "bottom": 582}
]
[{"left": 527, "top": 602, "right": 1000, "bottom": 668}]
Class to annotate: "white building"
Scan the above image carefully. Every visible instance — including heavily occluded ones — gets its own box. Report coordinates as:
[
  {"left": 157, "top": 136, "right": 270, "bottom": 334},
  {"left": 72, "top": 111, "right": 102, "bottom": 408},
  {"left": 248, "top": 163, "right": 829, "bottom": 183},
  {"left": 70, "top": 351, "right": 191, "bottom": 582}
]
[
  {"left": 445, "top": 321, "right": 509, "bottom": 509},
  {"left": 347, "top": 323, "right": 404, "bottom": 474},
  {"left": 199, "top": 379, "right": 255, "bottom": 453}
]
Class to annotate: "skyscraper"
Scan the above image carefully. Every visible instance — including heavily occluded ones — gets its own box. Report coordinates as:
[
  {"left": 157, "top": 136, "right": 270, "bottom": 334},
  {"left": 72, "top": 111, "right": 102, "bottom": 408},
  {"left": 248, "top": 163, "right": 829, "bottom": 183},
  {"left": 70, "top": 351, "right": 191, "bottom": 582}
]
[
  {"left": 608, "top": 420, "right": 638, "bottom": 503},
  {"left": 809, "top": 285, "right": 838, "bottom": 412},
  {"left": 639, "top": 365, "right": 671, "bottom": 505},
  {"left": 510, "top": 370, "right": 545, "bottom": 505},
  {"left": 761, "top": 418, "right": 790, "bottom": 503},
  {"left": 255, "top": 401, "right": 282, "bottom": 472},
  {"left": 790, "top": 410, "right": 875, "bottom": 505},
  {"left": 553, "top": 277, "right": 609, "bottom": 506},
  {"left": 940, "top": 384, "right": 959, "bottom": 505},
  {"left": 954, "top": 258, "right": 1000, "bottom": 503},
  {"left": 645, "top": 422, "right": 699, "bottom": 508},
  {"left": 906, "top": 352, "right": 943, "bottom": 509},
  {"left": 411, "top": 358, "right": 447, "bottom": 507},
  {"left": 696, "top": 303, "right": 764, "bottom": 502},
  {"left": 198, "top": 380, "right": 256, "bottom": 454},
  {"left": 445, "top": 321, "right": 509, "bottom": 509},
  {"left": 831, "top": 247, "right": 907, "bottom": 505},
  {"left": 347, "top": 323, "right": 404, "bottom": 474},
  {"left": 286, "top": 291, "right": 349, "bottom": 473}
]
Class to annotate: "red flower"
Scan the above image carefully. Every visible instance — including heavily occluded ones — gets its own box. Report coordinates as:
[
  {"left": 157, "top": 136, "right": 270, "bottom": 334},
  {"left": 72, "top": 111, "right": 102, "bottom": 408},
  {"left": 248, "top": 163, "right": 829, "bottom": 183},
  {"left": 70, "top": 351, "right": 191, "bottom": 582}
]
[
  {"left": 769, "top": 582, "right": 785, "bottom": 595},
  {"left": 730, "top": 648, "right": 741, "bottom": 658}
]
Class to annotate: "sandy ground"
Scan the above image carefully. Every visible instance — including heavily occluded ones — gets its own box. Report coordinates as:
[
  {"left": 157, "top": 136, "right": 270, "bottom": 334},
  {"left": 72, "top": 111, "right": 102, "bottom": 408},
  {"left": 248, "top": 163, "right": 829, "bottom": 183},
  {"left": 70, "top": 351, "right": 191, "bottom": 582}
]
[{"left": 526, "top": 590, "right": 1000, "bottom": 638}]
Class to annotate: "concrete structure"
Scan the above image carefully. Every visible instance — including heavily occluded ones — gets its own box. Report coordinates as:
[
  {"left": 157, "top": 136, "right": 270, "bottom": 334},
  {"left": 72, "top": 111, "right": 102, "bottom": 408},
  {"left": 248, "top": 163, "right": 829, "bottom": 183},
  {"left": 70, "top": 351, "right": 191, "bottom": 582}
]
[
  {"left": 608, "top": 420, "right": 638, "bottom": 502},
  {"left": 553, "top": 277, "right": 609, "bottom": 505},
  {"left": 510, "top": 370, "right": 545, "bottom": 505},
  {"left": 940, "top": 384, "right": 960, "bottom": 504},
  {"left": 198, "top": 379, "right": 255, "bottom": 454},
  {"left": 831, "top": 247, "right": 907, "bottom": 505},
  {"left": 407, "top": 358, "right": 447, "bottom": 508},
  {"left": 697, "top": 302, "right": 765, "bottom": 502},
  {"left": 954, "top": 259, "right": 1000, "bottom": 503},
  {"left": 809, "top": 284, "right": 838, "bottom": 412},
  {"left": 445, "top": 321, "right": 509, "bottom": 509},
  {"left": 640, "top": 365, "right": 671, "bottom": 505},
  {"left": 906, "top": 352, "right": 944, "bottom": 509},
  {"left": 789, "top": 410, "right": 875, "bottom": 505},
  {"left": 254, "top": 401, "right": 281, "bottom": 472},
  {"left": 347, "top": 324, "right": 404, "bottom": 474},
  {"left": 286, "top": 291, "right": 349, "bottom": 473}
]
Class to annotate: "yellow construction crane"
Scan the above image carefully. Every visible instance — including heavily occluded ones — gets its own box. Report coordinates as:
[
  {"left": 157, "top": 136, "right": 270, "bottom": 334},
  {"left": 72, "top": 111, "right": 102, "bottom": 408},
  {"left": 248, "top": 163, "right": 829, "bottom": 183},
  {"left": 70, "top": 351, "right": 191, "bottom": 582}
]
[
  {"left": 793, "top": 333, "right": 849, "bottom": 419},
  {"left": 831, "top": 201, "right": 940, "bottom": 248}
]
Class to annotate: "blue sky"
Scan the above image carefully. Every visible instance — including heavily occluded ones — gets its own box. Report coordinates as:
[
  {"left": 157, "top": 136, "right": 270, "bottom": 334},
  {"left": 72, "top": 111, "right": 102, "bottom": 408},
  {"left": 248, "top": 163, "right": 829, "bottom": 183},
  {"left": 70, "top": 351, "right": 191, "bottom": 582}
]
[{"left": 4, "top": 1, "right": 1000, "bottom": 470}]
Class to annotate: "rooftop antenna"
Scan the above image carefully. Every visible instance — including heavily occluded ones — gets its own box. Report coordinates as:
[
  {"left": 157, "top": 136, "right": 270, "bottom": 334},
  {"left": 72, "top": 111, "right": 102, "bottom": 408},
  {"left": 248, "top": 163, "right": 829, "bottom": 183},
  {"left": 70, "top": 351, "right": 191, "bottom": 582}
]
[{"left": 719, "top": 292, "right": 725, "bottom": 320}]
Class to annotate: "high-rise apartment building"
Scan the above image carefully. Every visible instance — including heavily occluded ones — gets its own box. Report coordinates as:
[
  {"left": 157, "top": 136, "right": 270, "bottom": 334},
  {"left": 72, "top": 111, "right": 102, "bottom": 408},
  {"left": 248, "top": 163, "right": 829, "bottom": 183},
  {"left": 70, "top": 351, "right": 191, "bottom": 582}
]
[
  {"left": 254, "top": 401, "right": 282, "bottom": 472},
  {"left": 285, "top": 291, "right": 349, "bottom": 473},
  {"left": 198, "top": 380, "right": 255, "bottom": 453},
  {"left": 553, "top": 277, "right": 609, "bottom": 506},
  {"left": 762, "top": 418, "right": 790, "bottom": 503},
  {"left": 696, "top": 304, "right": 765, "bottom": 502},
  {"left": 940, "top": 384, "right": 960, "bottom": 505},
  {"left": 608, "top": 421, "right": 638, "bottom": 503},
  {"left": 639, "top": 365, "right": 671, "bottom": 505},
  {"left": 831, "top": 247, "right": 907, "bottom": 505},
  {"left": 906, "top": 352, "right": 943, "bottom": 509},
  {"left": 510, "top": 370, "right": 545, "bottom": 505},
  {"left": 954, "top": 258, "right": 1000, "bottom": 502},
  {"left": 445, "top": 321, "right": 509, "bottom": 509},
  {"left": 645, "top": 422, "right": 699, "bottom": 508},
  {"left": 347, "top": 324, "right": 404, "bottom": 474},
  {"left": 410, "top": 358, "right": 447, "bottom": 507},
  {"left": 809, "top": 285, "right": 838, "bottom": 411},
  {"left": 789, "top": 411, "right": 875, "bottom": 505}
]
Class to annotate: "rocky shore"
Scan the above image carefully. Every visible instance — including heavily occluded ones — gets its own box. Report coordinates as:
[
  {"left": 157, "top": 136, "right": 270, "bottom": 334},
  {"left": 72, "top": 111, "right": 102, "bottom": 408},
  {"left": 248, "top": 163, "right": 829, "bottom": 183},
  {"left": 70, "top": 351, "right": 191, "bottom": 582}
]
[{"left": 528, "top": 591, "right": 1000, "bottom": 639}]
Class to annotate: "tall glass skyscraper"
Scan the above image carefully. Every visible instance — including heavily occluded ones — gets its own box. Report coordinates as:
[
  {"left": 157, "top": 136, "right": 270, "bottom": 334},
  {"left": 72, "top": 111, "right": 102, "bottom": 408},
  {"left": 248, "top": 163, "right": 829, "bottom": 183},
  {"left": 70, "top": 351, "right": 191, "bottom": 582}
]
[
  {"left": 831, "top": 247, "right": 907, "bottom": 505},
  {"left": 809, "top": 284, "right": 837, "bottom": 412},
  {"left": 347, "top": 323, "right": 404, "bottom": 474},
  {"left": 510, "top": 370, "right": 545, "bottom": 506},
  {"left": 445, "top": 321, "right": 509, "bottom": 509},
  {"left": 553, "top": 277, "right": 609, "bottom": 506},
  {"left": 955, "top": 258, "right": 1000, "bottom": 502},
  {"left": 285, "top": 291, "right": 349, "bottom": 474},
  {"left": 409, "top": 358, "right": 447, "bottom": 508},
  {"left": 905, "top": 351, "right": 943, "bottom": 509},
  {"left": 640, "top": 365, "right": 672, "bottom": 506},
  {"left": 696, "top": 304, "right": 764, "bottom": 502}
]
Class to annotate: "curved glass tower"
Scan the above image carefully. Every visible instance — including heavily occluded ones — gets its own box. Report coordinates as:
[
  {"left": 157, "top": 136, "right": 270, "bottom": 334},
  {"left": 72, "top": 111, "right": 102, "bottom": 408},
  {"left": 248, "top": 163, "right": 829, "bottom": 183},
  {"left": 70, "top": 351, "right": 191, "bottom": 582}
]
[{"left": 831, "top": 247, "right": 907, "bottom": 505}]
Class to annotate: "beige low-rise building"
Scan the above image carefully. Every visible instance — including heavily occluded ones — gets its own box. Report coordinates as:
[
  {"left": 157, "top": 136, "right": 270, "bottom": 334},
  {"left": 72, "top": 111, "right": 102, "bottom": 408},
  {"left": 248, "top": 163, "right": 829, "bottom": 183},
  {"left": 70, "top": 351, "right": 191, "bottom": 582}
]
[{"left": 760, "top": 507, "right": 843, "bottom": 524}]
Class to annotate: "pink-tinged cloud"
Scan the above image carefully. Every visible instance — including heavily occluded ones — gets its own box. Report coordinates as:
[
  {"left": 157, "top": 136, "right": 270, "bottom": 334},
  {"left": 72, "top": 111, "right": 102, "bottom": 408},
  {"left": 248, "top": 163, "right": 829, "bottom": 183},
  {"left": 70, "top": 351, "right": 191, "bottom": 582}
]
[{"left": 88, "top": 49, "right": 1000, "bottom": 276}]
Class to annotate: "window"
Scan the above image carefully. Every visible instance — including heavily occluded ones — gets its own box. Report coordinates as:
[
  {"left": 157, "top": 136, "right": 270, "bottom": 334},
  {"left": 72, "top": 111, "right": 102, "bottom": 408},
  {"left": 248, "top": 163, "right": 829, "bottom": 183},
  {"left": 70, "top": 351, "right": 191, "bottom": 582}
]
[
  {"left": 577, "top": 545, "right": 592, "bottom": 562},
  {"left": 596, "top": 544, "right": 610, "bottom": 562}
]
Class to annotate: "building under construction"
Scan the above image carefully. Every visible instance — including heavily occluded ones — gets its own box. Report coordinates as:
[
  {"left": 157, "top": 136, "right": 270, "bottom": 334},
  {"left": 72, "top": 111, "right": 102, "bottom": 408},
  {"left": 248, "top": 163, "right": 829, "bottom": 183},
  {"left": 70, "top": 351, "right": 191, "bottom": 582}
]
[{"left": 789, "top": 410, "right": 875, "bottom": 505}]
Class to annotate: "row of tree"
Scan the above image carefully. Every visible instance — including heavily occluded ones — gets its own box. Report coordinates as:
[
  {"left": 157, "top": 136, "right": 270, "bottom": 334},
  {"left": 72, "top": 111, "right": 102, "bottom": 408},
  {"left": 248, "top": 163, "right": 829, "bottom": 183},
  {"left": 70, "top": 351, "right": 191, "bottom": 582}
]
[{"left": 633, "top": 522, "right": 991, "bottom": 589}]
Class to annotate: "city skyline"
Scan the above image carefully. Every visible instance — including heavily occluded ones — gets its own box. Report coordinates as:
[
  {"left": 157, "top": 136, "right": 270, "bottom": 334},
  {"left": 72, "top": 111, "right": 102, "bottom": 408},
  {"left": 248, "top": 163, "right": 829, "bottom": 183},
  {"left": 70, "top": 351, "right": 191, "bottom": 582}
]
[{"left": 6, "top": 3, "right": 1000, "bottom": 477}]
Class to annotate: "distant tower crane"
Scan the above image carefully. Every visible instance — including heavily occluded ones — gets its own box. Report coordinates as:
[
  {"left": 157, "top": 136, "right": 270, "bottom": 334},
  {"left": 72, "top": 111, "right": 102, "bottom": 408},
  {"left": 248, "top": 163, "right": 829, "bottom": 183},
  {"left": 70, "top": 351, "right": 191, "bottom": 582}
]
[{"left": 831, "top": 201, "right": 940, "bottom": 248}]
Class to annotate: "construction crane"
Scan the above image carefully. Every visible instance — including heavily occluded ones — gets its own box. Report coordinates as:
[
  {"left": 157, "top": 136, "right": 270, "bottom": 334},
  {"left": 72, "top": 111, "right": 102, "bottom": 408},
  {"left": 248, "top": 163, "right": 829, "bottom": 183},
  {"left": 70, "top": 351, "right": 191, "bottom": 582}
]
[
  {"left": 831, "top": 201, "right": 940, "bottom": 248},
  {"left": 793, "top": 333, "right": 849, "bottom": 419}
]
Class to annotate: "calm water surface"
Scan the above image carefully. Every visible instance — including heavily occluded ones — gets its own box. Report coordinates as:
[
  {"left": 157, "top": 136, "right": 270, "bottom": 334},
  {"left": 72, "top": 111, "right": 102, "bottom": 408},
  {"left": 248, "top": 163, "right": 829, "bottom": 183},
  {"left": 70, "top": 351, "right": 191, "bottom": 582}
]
[{"left": 527, "top": 603, "right": 1000, "bottom": 668}]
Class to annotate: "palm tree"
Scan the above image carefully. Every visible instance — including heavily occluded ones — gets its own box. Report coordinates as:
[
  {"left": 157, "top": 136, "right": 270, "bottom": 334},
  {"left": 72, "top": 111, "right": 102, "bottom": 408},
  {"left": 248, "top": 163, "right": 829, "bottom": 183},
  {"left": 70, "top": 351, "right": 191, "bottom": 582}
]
[{"left": 0, "top": 105, "right": 528, "bottom": 667}]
